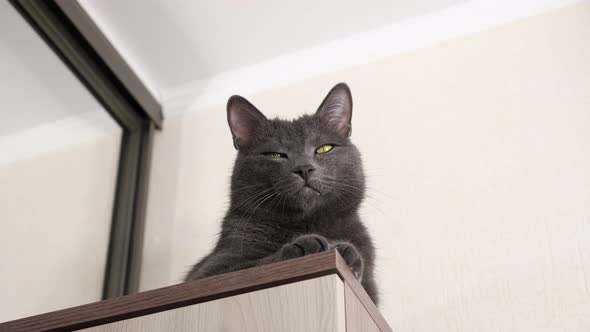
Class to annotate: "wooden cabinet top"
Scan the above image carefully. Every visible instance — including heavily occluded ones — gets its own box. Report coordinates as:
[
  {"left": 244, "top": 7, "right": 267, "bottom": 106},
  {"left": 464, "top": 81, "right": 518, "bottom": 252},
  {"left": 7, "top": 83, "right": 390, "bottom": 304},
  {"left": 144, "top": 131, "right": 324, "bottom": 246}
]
[{"left": 0, "top": 250, "right": 391, "bottom": 332}]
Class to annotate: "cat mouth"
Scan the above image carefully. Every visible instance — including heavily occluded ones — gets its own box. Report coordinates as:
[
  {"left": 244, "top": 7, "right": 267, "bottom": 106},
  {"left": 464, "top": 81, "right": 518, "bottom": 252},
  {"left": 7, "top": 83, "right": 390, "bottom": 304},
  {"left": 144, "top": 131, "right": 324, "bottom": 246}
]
[{"left": 302, "top": 183, "right": 321, "bottom": 195}]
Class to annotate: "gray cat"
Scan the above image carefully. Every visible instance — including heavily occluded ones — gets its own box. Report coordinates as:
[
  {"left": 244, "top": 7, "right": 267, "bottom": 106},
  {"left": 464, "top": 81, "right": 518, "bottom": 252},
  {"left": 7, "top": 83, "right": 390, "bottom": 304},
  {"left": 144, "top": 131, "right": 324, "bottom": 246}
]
[{"left": 185, "top": 83, "right": 378, "bottom": 304}]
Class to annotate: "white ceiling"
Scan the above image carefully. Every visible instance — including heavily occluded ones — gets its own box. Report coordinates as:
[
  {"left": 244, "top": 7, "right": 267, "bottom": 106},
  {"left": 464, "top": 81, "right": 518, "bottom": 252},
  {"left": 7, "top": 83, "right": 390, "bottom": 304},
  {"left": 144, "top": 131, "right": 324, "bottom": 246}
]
[{"left": 80, "top": 0, "right": 465, "bottom": 97}]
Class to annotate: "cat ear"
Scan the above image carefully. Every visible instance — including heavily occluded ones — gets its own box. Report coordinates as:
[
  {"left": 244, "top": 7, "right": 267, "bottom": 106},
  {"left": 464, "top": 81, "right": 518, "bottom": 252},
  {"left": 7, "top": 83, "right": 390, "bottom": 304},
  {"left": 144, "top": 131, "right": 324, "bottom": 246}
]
[
  {"left": 227, "top": 95, "right": 267, "bottom": 149},
  {"left": 315, "top": 83, "right": 353, "bottom": 137}
]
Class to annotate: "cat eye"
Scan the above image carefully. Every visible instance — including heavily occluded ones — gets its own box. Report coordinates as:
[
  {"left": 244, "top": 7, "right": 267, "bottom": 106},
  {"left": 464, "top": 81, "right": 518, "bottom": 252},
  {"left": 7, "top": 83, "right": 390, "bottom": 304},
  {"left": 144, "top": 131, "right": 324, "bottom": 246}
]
[
  {"left": 262, "top": 152, "right": 288, "bottom": 159},
  {"left": 315, "top": 144, "right": 334, "bottom": 154}
]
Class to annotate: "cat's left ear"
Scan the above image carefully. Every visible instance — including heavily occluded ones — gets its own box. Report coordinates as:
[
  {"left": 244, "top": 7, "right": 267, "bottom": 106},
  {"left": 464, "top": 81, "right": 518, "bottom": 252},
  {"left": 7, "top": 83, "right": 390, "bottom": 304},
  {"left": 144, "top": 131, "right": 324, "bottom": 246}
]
[{"left": 315, "top": 83, "right": 353, "bottom": 137}]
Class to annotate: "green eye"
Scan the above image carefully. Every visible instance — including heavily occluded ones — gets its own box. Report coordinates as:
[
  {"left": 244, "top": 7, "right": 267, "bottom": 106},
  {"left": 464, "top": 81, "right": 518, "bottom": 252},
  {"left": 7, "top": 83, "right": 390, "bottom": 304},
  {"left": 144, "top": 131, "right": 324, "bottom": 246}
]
[
  {"left": 263, "top": 152, "right": 285, "bottom": 159},
  {"left": 316, "top": 144, "right": 334, "bottom": 154}
]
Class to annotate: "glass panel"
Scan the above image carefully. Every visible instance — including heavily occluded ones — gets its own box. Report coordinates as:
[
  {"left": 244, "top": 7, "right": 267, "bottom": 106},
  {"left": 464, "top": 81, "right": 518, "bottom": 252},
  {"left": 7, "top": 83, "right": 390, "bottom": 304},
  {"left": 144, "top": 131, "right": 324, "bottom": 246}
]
[{"left": 0, "top": 2, "right": 121, "bottom": 322}]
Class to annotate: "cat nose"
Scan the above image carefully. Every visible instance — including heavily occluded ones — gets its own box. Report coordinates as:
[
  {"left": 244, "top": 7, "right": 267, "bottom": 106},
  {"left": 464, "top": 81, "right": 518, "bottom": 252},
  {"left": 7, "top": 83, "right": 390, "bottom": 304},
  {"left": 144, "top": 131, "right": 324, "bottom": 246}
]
[{"left": 293, "top": 164, "right": 315, "bottom": 181}]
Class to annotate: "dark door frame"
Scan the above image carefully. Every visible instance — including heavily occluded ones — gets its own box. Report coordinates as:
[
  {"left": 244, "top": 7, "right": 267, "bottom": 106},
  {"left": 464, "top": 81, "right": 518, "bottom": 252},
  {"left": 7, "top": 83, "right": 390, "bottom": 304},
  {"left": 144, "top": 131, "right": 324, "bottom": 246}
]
[{"left": 9, "top": 0, "right": 162, "bottom": 298}]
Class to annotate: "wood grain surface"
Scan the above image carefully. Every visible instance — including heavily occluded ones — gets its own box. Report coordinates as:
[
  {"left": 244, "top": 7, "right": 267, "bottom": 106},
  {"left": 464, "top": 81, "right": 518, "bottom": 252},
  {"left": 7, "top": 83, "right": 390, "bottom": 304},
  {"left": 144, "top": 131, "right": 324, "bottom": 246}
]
[
  {"left": 82, "top": 275, "right": 345, "bottom": 332},
  {"left": 345, "top": 283, "right": 380, "bottom": 332},
  {"left": 0, "top": 250, "right": 392, "bottom": 332},
  {"left": 335, "top": 254, "right": 393, "bottom": 332}
]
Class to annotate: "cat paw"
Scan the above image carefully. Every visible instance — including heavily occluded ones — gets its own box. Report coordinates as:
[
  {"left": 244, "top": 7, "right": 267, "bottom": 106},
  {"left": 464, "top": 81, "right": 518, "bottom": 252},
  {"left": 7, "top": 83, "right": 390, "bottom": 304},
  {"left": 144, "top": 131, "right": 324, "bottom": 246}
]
[
  {"left": 333, "top": 242, "right": 364, "bottom": 280},
  {"left": 281, "top": 234, "right": 330, "bottom": 259}
]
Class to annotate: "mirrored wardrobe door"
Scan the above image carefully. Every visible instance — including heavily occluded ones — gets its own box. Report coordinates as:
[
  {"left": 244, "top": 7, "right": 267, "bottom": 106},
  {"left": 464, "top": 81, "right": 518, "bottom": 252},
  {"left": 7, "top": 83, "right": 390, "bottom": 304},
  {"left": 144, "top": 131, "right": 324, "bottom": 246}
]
[{"left": 0, "top": 1, "right": 121, "bottom": 322}]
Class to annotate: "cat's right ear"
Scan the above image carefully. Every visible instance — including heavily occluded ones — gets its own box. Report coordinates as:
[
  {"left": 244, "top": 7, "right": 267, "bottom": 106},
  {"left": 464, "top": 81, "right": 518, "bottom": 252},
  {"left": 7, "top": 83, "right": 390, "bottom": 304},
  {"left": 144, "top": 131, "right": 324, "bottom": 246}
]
[{"left": 227, "top": 95, "right": 266, "bottom": 150}]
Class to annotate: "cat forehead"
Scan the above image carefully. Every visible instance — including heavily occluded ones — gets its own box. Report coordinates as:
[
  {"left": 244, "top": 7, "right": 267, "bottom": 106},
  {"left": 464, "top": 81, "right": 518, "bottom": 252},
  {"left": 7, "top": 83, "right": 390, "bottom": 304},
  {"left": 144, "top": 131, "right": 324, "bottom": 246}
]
[{"left": 257, "top": 116, "right": 335, "bottom": 148}]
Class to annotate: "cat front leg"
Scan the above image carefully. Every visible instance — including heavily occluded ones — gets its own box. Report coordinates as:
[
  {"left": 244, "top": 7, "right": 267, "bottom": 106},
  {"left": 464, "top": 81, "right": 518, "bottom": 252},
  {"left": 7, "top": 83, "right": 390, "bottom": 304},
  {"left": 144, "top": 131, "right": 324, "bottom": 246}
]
[
  {"left": 331, "top": 242, "right": 364, "bottom": 281},
  {"left": 259, "top": 234, "right": 329, "bottom": 264},
  {"left": 260, "top": 236, "right": 364, "bottom": 282},
  {"left": 280, "top": 234, "right": 330, "bottom": 259}
]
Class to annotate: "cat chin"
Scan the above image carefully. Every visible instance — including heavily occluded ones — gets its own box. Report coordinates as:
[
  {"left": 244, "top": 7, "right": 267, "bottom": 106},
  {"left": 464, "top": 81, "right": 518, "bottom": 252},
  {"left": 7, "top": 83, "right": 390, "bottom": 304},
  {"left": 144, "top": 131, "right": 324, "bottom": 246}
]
[{"left": 290, "top": 190, "right": 322, "bottom": 212}]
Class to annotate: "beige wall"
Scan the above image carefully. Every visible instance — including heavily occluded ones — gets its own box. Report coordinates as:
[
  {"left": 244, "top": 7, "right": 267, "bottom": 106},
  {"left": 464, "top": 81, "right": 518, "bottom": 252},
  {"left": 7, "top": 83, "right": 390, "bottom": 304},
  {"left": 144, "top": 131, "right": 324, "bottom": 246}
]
[{"left": 142, "top": 3, "right": 590, "bottom": 331}]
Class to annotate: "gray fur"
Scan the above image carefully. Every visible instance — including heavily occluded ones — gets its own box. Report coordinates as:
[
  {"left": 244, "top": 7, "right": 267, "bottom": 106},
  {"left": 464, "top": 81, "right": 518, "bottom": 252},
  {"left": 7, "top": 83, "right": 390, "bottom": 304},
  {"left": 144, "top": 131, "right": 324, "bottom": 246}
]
[{"left": 185, "top": 83, "right": 379, "bottom": 304}]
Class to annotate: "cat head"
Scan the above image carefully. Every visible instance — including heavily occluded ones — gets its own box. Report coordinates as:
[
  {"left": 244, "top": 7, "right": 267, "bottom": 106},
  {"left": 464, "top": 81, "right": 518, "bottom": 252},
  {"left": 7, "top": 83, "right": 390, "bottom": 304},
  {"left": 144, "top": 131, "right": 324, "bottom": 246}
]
[{"left": 227, "top": 83, "right": 365, "bottom": 219}]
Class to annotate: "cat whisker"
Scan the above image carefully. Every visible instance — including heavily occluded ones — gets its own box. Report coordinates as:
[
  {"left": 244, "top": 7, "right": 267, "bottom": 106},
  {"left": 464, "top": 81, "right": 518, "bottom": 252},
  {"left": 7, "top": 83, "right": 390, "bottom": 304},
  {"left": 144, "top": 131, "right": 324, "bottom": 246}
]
[
  {"left": 227, "top": 187, "right": 275, "bottom": 213},
  {"left": 321, "top": 181, "right": 388, "bottom": 217},
  {"left": 229, "top": 190, "right": 279, "bottom": 253},
  {"left": 320, "top": 176, "right": 391, "bottom": 202}
]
